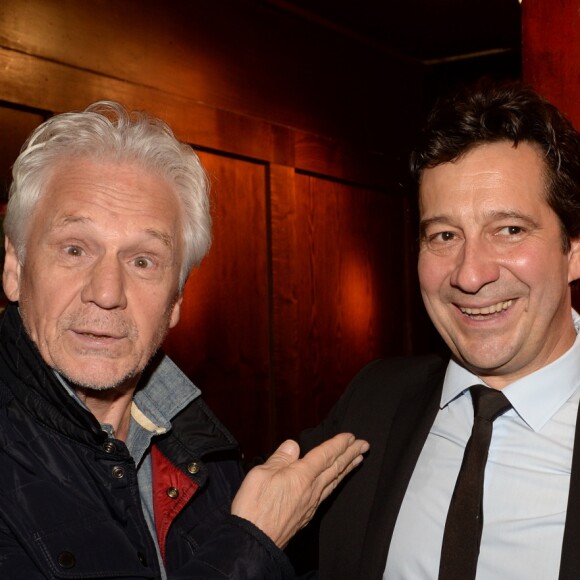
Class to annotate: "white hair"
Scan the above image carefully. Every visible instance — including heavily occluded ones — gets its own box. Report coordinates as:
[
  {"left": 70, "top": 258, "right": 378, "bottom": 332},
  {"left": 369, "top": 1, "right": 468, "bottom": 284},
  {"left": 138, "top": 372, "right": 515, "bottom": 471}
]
[{"left": 5, "top": 101, "right": 211, "bottom": 289}]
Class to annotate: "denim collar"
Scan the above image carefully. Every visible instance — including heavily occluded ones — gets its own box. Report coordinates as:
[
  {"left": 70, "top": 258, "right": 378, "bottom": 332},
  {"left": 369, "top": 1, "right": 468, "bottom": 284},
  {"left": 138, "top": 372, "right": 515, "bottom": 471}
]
[{"left": 58, "top": 353, "right": 201, "bottom": 465}]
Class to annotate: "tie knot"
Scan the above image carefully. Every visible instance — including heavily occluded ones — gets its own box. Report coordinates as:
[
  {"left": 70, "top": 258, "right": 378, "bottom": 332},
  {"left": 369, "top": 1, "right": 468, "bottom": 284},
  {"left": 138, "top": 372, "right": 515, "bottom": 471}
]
[{"left": 470, "top": 384, "right": 512, "bottom": 422}]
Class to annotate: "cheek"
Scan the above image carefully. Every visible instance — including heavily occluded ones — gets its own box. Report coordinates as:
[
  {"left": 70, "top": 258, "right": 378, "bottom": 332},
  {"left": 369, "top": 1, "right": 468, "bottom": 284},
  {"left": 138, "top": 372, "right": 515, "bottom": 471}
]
[
  {"left": 500, "top": 245, "right": 541, "bottom": 268},
  {"left": 502, "top": 247, "right": 567, "bottom": 289},
  {"left": 20, "top": 295, "right": 60, "bottom": 341},
  {"left": 134, "top": 296, "right": 177, "bottom": 339},
  {"left": 19, "top": 272, "right": 80, "bottom": 335},
  {"left": 418, "top": 255, "right": 445, "bottom": 297}
]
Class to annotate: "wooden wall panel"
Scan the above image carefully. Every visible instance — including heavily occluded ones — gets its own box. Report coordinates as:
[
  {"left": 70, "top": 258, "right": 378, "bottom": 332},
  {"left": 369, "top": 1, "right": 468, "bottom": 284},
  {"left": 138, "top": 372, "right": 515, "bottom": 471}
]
[
  {"left": 0, "top": 0, "right": 422, "bottom": 154},
  {"left": 0, "top": 46, "right": 392, "bottom": 189},
  {"left": 0, "top": 47, "right": 283, "bottom": 165},
  {"left": 0, "top": 104, "right": 46, "bottom": 291},
  {"left": 0, "top": 105, "right": 46, "bottom": 201},
  {"left": 522, "top": 0, "right": 580, "bottom": 313},
  {"left": 522, "top": 0, "right": 580, "bottom": 127},
  {"left": 270, "top": 165, "right": 410, "bottom": 439},
  {"left": 163, "top": 151, "right": 272, "bottom": 459}
]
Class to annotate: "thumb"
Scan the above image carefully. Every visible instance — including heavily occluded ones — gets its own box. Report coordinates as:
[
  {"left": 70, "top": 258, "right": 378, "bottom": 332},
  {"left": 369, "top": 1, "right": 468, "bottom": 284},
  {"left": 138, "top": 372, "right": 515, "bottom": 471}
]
[{"left": 265, "top": 439, "right": 300, "bottom": 467}]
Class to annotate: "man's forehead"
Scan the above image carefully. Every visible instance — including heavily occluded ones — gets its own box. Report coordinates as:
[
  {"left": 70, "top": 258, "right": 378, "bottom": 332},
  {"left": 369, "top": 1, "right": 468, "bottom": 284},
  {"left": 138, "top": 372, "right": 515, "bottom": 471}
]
[
  {"left": 42, "top": 157, "right": 177, "bottom": 205},
  {"left": 417, "top": 142, "right": 549, "bottom": 213},
  {"left": 47, "top": 213, "right": 175, "bottom": 247},
  {"left": 29, "top": 160, "right": 183, "bottom": 249}
]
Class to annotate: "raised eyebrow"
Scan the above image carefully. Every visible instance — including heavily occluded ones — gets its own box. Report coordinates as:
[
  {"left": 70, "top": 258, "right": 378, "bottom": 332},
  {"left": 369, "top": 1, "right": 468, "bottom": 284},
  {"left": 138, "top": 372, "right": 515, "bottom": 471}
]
[
  {"left": 51, "top": 217, "right": 175, "bottom": 249},
  {"left": 144, "top": 228, "right": 174, "bottom": 249},
  {"left": 55, "top": 215, "right": 92, "bottom": 228}
]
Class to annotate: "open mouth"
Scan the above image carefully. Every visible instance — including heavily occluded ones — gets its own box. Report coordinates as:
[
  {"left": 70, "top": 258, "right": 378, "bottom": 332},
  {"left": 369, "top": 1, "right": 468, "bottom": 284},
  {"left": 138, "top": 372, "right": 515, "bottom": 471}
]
[
  {"left": 459, "top": 299, "right": 513, "bottom": 318},
  {"left": 73, "top": 330, "right": 124, "bottom": 342}
]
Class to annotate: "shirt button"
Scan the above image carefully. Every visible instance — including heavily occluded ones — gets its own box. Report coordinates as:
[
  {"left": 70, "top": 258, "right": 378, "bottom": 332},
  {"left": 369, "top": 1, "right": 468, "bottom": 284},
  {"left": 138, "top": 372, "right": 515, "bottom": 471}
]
[
  {"left": 166, "top": 486, "right": 179, "bottom": 499},
  {"left": 187, "top": 462, "right": 200, "bottom": 474},
  {"left": 137, "top": 551, "right": 147, "bottom": 566},
  {"left": 57, "top": 551, "right": 76, "bottom": 569},
  {"left": 112, "top": 466, "right": 125, "bottom": 479}
]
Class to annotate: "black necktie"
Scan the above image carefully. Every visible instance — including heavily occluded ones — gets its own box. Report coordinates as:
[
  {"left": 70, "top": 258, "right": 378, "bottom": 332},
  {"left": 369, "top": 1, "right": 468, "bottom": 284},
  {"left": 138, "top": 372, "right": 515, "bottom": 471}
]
[{"left": 439, "top": 385, "right": 512, "bottom": 580}]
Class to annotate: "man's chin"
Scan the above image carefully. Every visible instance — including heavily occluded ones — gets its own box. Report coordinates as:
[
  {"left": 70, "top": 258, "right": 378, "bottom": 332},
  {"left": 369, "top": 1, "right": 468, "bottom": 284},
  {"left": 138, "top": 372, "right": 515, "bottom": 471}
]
[{"left": 57, "top": 367, "right": 140, "bottom": 394}]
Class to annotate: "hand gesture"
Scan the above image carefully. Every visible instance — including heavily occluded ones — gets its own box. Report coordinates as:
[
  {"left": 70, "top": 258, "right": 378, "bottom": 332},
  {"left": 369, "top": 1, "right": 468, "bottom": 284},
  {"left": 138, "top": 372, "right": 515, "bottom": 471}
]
[{"left": 231, "top": 433, "right": 369, "bottom": 548}]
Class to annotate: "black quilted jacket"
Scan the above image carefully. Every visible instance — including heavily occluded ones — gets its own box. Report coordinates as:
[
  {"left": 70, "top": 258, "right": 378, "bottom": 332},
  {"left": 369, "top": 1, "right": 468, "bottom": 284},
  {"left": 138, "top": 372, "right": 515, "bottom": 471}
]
[{"left": 0, "top": 304, "right": 293, "bottom": 579}]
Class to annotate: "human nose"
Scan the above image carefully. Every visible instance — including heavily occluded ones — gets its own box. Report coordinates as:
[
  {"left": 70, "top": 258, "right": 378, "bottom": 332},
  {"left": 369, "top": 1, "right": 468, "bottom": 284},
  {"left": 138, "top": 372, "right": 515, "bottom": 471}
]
[
  {"left": 449, "top": 238, "right": 500, "bottom": 294},
  {"left": 80, "top": 255, "right": 128, "bottom": 310}
]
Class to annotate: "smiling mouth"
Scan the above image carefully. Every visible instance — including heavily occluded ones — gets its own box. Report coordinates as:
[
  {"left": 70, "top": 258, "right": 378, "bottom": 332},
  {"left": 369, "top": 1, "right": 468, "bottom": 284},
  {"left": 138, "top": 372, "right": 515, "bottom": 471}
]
[{"left": 459, "top": 299, "right": 513, "bottom": 318}]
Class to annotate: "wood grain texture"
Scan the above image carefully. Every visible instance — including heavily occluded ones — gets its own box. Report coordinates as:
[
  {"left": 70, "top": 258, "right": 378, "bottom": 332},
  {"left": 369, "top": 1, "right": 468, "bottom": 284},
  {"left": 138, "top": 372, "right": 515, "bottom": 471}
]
[
  {"left": 270, "top": 165, "right": 410, "bottom": 439},
  {"left": 0, "top": 46, "right": 392, "bottom": 188},
  {"left": 0, "top": 0, "right": 422, "bottom": 155},
  {"left": 522, "top": 0, "right": 580, "bottom": 313},
  {"left": 0, "top": 106, "right": 46, "bottom": 201},
  {"left": 163, "top": 151, "right": 272, "bottom": 459},
  {"left": 522, "top": 0, "right": 580, "bottom": 126}
]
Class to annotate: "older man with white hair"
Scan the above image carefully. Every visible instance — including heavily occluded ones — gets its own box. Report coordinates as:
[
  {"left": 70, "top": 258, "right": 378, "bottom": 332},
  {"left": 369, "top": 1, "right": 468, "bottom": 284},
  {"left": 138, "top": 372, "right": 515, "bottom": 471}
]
[{"left": 0, "top": 102, "right": 367, "bottom": 579}]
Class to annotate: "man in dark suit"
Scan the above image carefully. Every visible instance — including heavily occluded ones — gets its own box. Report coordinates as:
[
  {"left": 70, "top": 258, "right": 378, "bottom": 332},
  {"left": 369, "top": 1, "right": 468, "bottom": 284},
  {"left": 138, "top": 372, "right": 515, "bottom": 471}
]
[{"left": 293, "top": 81, "right": 580, "bottom": 579}]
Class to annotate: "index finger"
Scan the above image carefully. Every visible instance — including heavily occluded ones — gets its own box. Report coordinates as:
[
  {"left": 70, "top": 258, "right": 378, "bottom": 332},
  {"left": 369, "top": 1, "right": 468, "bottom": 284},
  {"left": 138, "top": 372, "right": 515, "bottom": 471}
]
[{"left": 301, "top": 432, "right": 369, "bottom": 477}]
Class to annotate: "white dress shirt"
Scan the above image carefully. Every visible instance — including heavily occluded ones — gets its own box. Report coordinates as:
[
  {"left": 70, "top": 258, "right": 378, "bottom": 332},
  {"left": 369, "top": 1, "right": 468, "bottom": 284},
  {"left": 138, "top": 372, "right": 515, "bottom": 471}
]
[{"left": 384, "top": 312, "right": 580, "bottom": 579}]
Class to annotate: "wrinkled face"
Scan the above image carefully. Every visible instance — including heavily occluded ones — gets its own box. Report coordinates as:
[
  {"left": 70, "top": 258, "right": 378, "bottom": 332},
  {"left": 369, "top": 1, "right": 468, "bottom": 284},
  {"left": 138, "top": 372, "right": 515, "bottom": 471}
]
[
  {"left": 3, "top": 157, "right": 184, "bottom": 391},
  {"left": 418, "top": 141, "right": 580, "bottom": 388}
]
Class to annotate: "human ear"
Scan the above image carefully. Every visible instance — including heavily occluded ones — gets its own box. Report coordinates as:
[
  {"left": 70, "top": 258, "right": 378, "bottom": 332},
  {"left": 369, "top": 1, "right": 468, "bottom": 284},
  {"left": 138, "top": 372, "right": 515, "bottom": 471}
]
[
  {"left": 2, "top": 237, "right": 21, "bottom": 302},
  {"left": 567, "top": 237, "right": 580, "bottom": 284},
  {"left": 168, "top": 294, "right": 183, "bottom": 328}
]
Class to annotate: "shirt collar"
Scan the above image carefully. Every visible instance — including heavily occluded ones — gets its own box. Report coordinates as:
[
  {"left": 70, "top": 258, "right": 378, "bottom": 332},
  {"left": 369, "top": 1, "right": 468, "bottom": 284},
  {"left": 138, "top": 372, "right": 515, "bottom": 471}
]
[
  {"left": 441, "top": 309, "right": 580, "bottom": 432},
  {"left": 57, "top": 353, "right": 200, "bottom": 444},
  {"left": 130, "top": 354, "right": 201, "bottom": 435}
]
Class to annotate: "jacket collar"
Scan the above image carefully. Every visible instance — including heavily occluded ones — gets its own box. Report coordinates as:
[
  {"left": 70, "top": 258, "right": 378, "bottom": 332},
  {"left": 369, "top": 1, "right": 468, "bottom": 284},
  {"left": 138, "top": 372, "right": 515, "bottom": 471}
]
[
  {"left": 0, "top": 304, "right": 105, "bottom": 444},
  {"left": 0, "top": 304, "right": 238, "bottom": 458}
]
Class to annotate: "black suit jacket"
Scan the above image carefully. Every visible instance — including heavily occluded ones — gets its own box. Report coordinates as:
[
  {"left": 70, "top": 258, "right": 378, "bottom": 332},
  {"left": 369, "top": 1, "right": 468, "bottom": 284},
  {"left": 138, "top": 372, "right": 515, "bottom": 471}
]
[{"left": 292, "top": 355, "right": 580, "bottom": 580}]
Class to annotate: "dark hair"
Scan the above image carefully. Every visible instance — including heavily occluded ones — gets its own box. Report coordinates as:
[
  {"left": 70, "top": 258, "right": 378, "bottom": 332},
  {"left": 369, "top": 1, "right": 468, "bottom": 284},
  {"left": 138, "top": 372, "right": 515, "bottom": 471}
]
[{"left": 410, "top": 79, "right": 580, "bottom": 251}]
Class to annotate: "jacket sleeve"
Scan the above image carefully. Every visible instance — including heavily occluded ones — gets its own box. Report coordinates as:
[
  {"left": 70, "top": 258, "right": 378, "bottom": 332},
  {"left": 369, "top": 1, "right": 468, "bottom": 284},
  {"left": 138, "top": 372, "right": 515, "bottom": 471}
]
[
  {"left": 287, "top": 358, "right": 399, "bottom": 575},
  {"left": 171, "top": 515, "right": 295, "bottom": 579},
  {"left": 285, "top": 361, "right": 386, "bottom": 576}
]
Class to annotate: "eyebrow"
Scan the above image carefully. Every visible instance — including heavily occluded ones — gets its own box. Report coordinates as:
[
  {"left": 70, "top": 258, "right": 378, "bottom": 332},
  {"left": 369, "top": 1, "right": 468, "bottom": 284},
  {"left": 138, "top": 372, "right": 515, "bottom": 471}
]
[
  {"left": 59, "top": 215, "right": 90, "bottom": 226},
  {"left": 144, "top": 228, "right": 173, "bottom": 248},
  {"left": 54, "top": 215, "right": 175, "bottom": 248},
  {"left": 419, "top": 216, "right": 448, "bottom": 237}
]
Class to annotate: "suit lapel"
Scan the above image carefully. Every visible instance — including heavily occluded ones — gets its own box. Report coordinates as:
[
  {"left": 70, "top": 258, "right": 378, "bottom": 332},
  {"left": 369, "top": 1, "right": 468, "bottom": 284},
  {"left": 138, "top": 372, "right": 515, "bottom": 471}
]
[
  {"left": 559, "top": 396, "right": 580, "bottom": 579},
  {"left": 341, "top": 359, "right": 580, "bottom": 580},
  {"left": 357, "top": 368, "right": 444, "bottom": 579}
]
